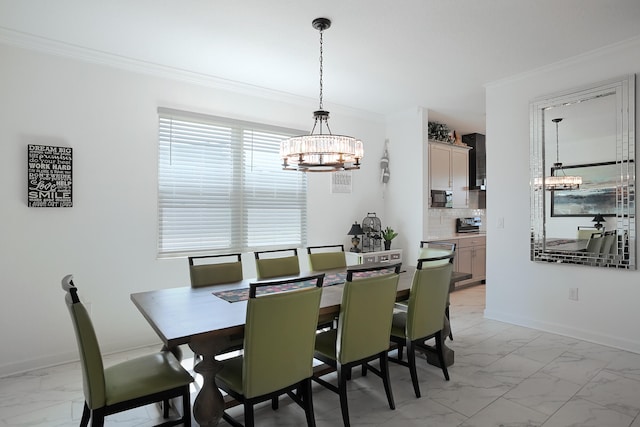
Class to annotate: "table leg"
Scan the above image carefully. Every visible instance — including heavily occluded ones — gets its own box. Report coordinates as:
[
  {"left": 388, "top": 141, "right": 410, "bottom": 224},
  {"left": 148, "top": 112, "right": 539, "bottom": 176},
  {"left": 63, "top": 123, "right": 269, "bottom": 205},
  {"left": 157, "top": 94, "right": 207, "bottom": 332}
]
[
  {"left": 424, "top": 315, "right": 455, "bottom": 368},
  {"left": 188, "top": 336, "right": 228, "bottom": 427}
]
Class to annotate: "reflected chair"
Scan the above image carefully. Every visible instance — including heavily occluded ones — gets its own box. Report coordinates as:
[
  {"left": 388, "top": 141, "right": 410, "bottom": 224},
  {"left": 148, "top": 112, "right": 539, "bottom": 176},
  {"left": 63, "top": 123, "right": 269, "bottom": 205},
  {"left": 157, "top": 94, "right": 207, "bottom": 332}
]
[
  {"left": 601, "top": 230, "right": 617, "bottom": 255},
  {"left": 577, "top": 226, "right": 600, "bottom": 240},
  {"left": 388, "top": 255, "right": 454, "bottom": 398},
  {"left": 312, "top": 265, "right": 401, "bottom": 427},
  {"left": 307, "top": 244, "right": 347, "bottom": 271},
  {"left": 188, "top": 254, "right": 245, "bottom": 359},
  {"left": 188, "top": 253, "right": 243, "bottom": 287},
  {"left": 254, "top": 248, "right": 300, "bottom": 279},
  {"left": 586, "top": 232, "right": 604, "bottom": 253},
  {"left": 215, "top": 274, "right": 324, "bottom": 427},
  {"left": 61, "top": 275, "right": 194, "bottom": 427}
]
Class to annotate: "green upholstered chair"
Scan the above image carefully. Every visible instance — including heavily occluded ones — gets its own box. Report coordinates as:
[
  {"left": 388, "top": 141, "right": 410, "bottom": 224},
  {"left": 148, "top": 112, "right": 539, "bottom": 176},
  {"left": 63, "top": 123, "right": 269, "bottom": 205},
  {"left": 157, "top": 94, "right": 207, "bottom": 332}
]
[
  {"left": 188, "top": 254, "right": 245, "bottom": 360},
  {"left": 188, "top": 253, "right": 243, "bottom": 287},
  {"left": 586, "top": 232, "right": 604, "bottom": 253},
  {"left": 254, "top": 248, "right": 300, "bottom": 279},
  {"left": 419, "top": 241, "right": 456, "bottom": 339},
  {"left": 61, "top": 274, "right": 193, "bottom": 427},
  {"left": 307, "top": 244, "right": 347, "bottom": 271},
  {"left": 577, "top": 226, "right": 600, "bottom": 240},
  {"left": 215, "top": 274, "right": 324, "bottom": 427},
  {"left": 313, "top": 264, "right": 401, "bottom": 427},
  {"left": 389, "top": 255, "right": 454, "bottom": 398}
]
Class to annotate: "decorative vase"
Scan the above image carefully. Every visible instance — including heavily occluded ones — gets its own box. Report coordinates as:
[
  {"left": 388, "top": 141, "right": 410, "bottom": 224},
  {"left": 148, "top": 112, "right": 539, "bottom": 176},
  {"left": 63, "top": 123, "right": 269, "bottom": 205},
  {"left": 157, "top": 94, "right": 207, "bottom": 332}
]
[{"left": 384, "top": 240, "right": 392, "bottom": 250}]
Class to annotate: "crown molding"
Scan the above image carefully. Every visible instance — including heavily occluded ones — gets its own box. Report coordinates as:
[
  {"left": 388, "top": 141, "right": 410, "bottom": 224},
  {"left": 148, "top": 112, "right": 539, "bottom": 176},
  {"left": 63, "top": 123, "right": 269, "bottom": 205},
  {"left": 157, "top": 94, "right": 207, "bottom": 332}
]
[{"left": 0, "top": 26, "right": 380, "bottom": 121}]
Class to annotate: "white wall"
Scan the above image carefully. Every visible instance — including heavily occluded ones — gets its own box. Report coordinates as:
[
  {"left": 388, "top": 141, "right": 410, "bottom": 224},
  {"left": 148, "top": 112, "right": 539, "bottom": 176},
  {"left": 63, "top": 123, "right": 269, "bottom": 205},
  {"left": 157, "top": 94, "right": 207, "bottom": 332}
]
[
  {"left": 485, "top": 38, "right": 640, "bottom": 353},
  {"left": 384, "top": 107, "right": 429, "bottom": 262},
  {"left": 0, "top": 43, "right": 387, "bottom": 376}
]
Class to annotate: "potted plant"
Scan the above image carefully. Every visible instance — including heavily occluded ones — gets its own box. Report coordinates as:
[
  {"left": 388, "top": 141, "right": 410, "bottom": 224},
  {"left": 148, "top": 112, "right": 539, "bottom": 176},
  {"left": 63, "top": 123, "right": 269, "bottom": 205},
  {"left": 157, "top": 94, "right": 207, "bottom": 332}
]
[{"left": 382, "top": 227, "right": 398, "bottom": 250}]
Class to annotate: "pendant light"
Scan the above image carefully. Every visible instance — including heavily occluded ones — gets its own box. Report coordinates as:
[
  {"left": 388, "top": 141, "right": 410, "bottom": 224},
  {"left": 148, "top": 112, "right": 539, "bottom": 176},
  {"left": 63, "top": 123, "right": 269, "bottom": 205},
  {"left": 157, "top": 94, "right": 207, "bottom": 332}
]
[
  {"left": 544, "top": 118, "right": 582, "bottom": 190},
  {"left": 280, "top": 18, "right": 363, "bottom": 172}
]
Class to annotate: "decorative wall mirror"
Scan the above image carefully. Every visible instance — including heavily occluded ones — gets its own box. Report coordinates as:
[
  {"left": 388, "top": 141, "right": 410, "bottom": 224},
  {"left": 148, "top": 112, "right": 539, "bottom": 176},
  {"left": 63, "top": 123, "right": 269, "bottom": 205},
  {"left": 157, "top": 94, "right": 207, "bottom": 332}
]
[{"left": 530, "top": 75, "right": 636, "bottom": 269}]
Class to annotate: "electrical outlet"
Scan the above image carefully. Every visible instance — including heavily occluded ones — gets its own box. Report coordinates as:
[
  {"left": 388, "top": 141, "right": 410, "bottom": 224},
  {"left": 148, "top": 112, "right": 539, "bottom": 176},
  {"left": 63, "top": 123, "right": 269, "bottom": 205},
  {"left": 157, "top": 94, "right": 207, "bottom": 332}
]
[{"left": 568, "top": 288, "right": 579, "bottom": 301}]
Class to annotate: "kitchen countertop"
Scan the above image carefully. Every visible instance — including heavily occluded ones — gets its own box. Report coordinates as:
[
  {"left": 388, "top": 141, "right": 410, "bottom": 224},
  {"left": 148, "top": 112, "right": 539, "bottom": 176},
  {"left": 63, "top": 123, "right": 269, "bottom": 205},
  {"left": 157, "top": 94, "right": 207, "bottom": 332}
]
[{"left": 425, "top": 233, "right": 486, "bottom": 241}]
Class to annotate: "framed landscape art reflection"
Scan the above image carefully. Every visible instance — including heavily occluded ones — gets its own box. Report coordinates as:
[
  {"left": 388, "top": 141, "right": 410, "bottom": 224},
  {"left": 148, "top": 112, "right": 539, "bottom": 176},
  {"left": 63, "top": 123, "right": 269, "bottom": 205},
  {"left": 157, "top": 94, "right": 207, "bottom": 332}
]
[{"left": 551, "top": 161, "right": 617, "bottom": 217}]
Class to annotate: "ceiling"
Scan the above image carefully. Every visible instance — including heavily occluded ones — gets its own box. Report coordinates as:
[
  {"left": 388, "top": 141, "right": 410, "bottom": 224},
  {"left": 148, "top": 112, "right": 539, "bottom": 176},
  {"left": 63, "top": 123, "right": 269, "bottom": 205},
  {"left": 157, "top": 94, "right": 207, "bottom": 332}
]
[{"left": 2, "top": 0, "right": 640, "bottom": 135}]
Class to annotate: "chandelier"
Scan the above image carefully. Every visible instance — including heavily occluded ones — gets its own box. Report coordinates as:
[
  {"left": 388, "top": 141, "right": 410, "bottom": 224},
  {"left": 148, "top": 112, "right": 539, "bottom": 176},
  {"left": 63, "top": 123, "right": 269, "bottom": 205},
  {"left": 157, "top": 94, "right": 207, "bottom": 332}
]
[
  {"left": 536, "top": 118, "right": 582, "bottom": 190},
  {"left": 280, "top": 18, "right": 363, "bottom": 172}
]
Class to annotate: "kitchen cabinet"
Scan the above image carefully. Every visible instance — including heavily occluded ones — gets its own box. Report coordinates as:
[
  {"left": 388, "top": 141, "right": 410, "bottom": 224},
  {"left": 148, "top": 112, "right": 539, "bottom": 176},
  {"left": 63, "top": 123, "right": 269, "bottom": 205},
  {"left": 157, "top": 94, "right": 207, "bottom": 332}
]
[
  {"left": 345, "top": 249, "right": 402, "bottom": 266},
  {"left": 428, "top": 141, "right": 470, "bottom": 208},
  {"left": 428, "top": 236, "right": 485, "bottom": 289}
]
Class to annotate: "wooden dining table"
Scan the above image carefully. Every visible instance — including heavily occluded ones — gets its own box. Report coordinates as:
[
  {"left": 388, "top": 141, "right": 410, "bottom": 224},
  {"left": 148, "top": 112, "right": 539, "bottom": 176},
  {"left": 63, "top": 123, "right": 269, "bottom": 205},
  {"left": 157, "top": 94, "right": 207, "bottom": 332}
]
[{"left": 130, "top": 264, "right": 470, "bottom": 426}]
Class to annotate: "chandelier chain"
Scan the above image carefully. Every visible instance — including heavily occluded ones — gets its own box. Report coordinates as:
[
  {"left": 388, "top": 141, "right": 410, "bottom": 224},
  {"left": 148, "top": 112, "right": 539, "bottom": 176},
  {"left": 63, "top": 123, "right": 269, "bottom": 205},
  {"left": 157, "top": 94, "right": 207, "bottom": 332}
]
[{"left": 318, "top": 28, "right": 324, "bottom": 110}]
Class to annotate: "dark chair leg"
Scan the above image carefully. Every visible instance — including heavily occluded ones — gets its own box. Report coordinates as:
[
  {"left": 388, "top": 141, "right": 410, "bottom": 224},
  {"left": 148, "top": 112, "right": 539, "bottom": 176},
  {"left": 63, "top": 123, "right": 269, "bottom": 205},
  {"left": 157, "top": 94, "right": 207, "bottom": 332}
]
[
  {"left": 445, "top": 305, "right": 453, "bottom": 340},
  {"left": 435, "top": 331, "right": 450, "bottom": 381},
  {"left": 182, "top": 387, "right": 192, "bottom": 427},
  {"left": 303, "top": 379, "right": 316, "bottom": 427},
  {"left": 361, "top": 362, "right": 368, "bottom": 377},
  {"left": 243, "top": 401, "right": 255, "bottom": 427},
  {"left": 337, "top": 366, "right": 351, "bottom": 427},
  {"left": 397, "top": 343, "right": 404, "bottom": 361},
  {"left": 162, "top": 398, "right": 170, "bottom": 418},
  {"left": 271, "top": 396, "right": 279, "bottom": 410},
  {"left": 407, "top": 340, "right": 421, "bottom": 398},
  {"left": 80, "top": 403, "right": 90, "bottom": 427},
  {"left": 379, "top": 353, "right": 395, "bottom": 410},
  {"left": 90, "top": 408, "right": 105, "bottom": 427}
]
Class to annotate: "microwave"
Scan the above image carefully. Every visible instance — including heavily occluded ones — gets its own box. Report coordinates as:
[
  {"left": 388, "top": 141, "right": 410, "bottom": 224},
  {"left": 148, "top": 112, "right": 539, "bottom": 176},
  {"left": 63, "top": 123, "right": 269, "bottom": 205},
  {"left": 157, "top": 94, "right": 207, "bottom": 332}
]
[{"left": 431, "top": 190, "right": 452, "bottom": 208}]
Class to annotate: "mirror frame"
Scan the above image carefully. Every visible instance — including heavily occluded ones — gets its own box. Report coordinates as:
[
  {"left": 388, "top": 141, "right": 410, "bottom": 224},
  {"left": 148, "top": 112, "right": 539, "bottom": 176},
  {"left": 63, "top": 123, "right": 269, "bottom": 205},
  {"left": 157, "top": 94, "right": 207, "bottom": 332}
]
[{"left": 530, "top": 74, "right": 636, "bottom": 269}]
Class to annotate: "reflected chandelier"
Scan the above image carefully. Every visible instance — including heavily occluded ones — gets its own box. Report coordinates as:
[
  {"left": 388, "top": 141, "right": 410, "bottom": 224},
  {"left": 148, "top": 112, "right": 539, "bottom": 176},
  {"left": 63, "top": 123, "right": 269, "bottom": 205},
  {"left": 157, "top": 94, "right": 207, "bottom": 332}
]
[
  {"left": 538, "top": 118, "right": 582, "bottom": 191},
  {"left": 280, "top": 18, "right": 363, "bottom": 172}
]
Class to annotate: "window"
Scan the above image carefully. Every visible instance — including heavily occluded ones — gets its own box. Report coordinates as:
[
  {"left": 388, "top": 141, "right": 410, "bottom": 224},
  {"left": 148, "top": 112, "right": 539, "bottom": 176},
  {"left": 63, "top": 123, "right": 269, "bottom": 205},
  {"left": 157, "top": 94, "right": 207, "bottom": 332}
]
[{"left": 157, "top": 108, "right": 307, "bottom": 257}]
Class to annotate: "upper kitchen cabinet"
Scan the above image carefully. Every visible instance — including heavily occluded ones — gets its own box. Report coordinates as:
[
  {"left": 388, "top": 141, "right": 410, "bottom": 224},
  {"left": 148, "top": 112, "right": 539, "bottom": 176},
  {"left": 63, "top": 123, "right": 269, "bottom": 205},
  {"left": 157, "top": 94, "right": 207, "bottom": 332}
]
[{"left": 429, "top": 140, "right": 470, "bottom": 208}]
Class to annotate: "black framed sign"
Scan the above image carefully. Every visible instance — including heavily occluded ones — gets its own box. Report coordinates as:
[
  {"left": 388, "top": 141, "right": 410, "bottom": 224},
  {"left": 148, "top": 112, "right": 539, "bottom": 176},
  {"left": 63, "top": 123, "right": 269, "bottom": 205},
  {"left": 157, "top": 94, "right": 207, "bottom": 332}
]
[
  {"left": 27, "top": 145, "right": 73, "bottom": 207},
  {"left": 551, "top": 161, "right": 617, "bottom": 217}
]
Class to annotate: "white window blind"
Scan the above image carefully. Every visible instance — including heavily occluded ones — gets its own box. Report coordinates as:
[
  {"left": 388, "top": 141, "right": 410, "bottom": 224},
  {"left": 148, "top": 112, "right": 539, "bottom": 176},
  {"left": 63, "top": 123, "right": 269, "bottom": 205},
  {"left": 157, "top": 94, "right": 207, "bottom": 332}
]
[{"left": 157, "top": 108, "right": 307, "bottom": 257}]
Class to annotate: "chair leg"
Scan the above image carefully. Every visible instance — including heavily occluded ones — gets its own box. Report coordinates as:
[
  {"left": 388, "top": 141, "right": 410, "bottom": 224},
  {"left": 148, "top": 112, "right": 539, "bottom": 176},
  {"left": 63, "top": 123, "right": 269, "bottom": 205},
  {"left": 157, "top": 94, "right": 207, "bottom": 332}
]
[
  {"left": 271, "top": 396, "right": 279, "bottom": 410},
  {"left": 162, "top": 398, "right": 170, "bottom": 418},
  {"left": 379, "top": 353, "right": 395, "bottom": 410},
  {"left": 361, "top": 362, "right": 368, "bottom": 377},
  {"left": 80, "top": 402, "right": 90, "bottom": 427},
  {"left": 243, "top": 401, "right": 255, "bottom": 427},
  {"left": 182, "top": 387, "right": 192, "bottom": 427},
  {"left": 303, "top": 378, "right": 317, "bottom": 427},
  {"left": 435, "top": 331, "right": 450, "bottom": 381},
  {"left": 337, "top": 366, "right": 351, "bottom": 427},
  {"left": 396, "top": 342, "right": 404, "bottom": 361},
  {"left": 445, "top": 305, "right": 453, "bottom": 340},
  {"left": 90, "top": 408, "right": 105, "bottom": 427},
  {"left": 407, "top": 340, "right": 421, "bottom": 398}
]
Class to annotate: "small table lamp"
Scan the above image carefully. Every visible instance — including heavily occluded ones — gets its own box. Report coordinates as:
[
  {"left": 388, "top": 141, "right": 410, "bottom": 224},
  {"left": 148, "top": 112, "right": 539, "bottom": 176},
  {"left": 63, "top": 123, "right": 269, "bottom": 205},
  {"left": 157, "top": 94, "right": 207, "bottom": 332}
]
[
  {"left": 592, "top": 214, "right": 605, "bottom": 230},
  {"left": 347, "top": 222, "right": 364, "bottom": 253}
]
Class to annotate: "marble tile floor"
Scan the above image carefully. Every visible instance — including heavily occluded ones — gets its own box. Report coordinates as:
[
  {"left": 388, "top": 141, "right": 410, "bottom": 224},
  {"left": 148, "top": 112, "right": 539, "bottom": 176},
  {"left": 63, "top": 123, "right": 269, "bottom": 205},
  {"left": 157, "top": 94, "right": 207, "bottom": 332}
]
[{"left": 2, "top": 284, "right": 640, "bottom": 426}]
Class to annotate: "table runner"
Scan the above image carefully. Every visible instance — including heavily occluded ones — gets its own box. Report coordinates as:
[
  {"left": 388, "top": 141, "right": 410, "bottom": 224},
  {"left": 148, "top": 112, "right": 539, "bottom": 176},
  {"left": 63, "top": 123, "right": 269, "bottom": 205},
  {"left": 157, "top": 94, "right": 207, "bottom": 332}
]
[{"left": 213, "top": 269, "right": 399, "bottom": 303}]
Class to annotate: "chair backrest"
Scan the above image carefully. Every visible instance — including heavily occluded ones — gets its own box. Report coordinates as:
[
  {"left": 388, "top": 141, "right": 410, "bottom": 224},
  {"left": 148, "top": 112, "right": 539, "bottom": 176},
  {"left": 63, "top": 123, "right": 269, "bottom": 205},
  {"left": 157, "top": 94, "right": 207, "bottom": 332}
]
[
  {"left": 601, "top": 230, "right": 617, "bottom": 255},
  {"left": 404, "top": 262, "right": 454, "bottom": 340},
  {"left": 254, "top": 248, "right": 300, "bottom": 279},
  {"left": 242, "top": 274, "right": 324, "bottom": 398},
  {"left": 419, "top": 241, "right": 456, "bottom": 267},
  {"left": 188, "top": 253, "right": 243, "bottom": 287},
  {"left": 61, "top": 275, "right": 106, "bottom": 410},
  {"left": 307, "top": 245, "right": 347, "bottom": 271},
  {"left": 586, "top": 232, "right": 604, "bottom": 253},
  {"left": 577, "top": 226, "right": 599, "bottom": 240},
  {"left": 336, "top": 270, "right": 400, "bottom": 365}
]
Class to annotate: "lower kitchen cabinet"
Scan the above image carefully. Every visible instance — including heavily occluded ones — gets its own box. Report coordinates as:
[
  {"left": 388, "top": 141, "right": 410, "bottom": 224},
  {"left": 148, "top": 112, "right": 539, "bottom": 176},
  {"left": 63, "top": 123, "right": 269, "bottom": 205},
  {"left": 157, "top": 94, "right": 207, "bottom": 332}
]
[{"left": 429, "top": 236, "right": 485, "bottom": 289}]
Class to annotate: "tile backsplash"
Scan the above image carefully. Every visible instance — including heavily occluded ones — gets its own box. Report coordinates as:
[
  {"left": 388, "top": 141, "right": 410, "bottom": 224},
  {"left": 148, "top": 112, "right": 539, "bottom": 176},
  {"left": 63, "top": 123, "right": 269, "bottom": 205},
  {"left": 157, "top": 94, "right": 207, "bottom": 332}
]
[{"left": 427, "top": 207, "right": 486, "bottom": 237}]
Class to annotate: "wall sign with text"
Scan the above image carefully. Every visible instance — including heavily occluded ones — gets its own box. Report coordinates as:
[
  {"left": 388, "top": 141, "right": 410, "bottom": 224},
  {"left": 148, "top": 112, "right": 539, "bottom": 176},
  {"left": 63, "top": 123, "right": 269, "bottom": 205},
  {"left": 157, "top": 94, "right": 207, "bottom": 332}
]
[{"left": 27, "top": 145, "right": 73, "bottom": 207}]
